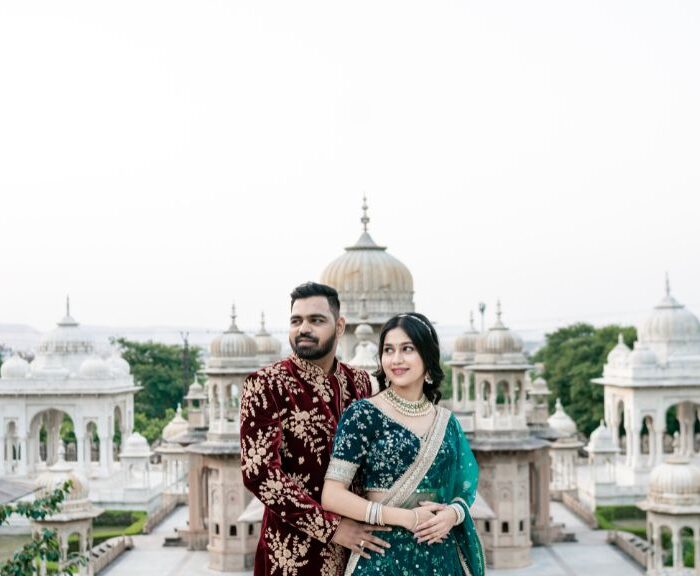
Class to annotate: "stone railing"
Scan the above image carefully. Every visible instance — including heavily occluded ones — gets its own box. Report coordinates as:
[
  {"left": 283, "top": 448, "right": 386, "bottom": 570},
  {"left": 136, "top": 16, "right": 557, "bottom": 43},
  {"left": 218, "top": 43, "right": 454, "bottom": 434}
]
[
  {"left": 143, "top": 496, "right": 182, "bottom": 534},
  {"left": 562, "top": 492, "right": 598, "bottom": 528},
  {"left": 607, "top": 530, "right": 648, "bottom": 568},
  {"left": 93, "top": 536, "right": 133, "bottom": 574}
]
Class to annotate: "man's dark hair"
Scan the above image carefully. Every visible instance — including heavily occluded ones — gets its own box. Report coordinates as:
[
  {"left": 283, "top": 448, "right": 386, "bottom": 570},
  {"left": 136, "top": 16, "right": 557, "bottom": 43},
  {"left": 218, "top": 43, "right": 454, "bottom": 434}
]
[{"left": 290, "top": 282, "right": 341, "bottom": 319}]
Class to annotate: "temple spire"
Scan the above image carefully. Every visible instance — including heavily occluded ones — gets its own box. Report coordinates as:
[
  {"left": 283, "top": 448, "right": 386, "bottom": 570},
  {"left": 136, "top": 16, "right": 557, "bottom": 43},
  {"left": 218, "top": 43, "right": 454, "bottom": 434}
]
[{"left": 361, "top": 195, "right": 370, "bottom": 233}]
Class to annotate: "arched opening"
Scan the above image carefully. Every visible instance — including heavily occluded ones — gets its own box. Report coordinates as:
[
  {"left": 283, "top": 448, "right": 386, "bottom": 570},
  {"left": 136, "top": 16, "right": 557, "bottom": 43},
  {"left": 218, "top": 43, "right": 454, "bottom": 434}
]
[
  {"left": 29, "top": 409, "right": 75, "bottom": 470},
  {"left": 60, "top": 414, "right": 77, "bottom": 462},
  {"left": 4, "top": 421, "right": 19, "bottom": 473},
  {"left": 680, "top": 527, "right": 694, "bottom": 568},
  {"left": 496, "top": 381, "right": 510, "bottom": 415},
  {"left": 113, "top": 406, "right": 123, "bottom": 460},
  {"left": 616, "top": 405, "right": 626, "bottom": 455},
  {"left": 67, "top": 530, "right": 85, "bottom": 555},
  {"left": 481, "top": 381, "right": 492, "bottom": 418},
  {"left": 201, "top": 467, "right": 210, "bottom": 530},
  {"left": 640, "top": 417, "right": 650, "bottom": 455},
  {"left": 513, "top": 380, "right": 522, "bottom": 415},
  {"left": 665, "top": 405, "right": 680, "bottom": 454},
  {"left": 86, "top": 421, "right": 100, "bottom": 463},
  {"left": 468, "top": 373, "right": 476, "bottom": 401},
  {"left": 456, "top": 372, "right": 465, "bottom": 404},
  {"left": 660, "top": 526, "right": 673, "bottom": 567}
]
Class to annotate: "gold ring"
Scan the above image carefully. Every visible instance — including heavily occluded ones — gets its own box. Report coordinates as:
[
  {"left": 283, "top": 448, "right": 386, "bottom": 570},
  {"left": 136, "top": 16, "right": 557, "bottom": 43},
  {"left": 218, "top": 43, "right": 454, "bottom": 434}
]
[{"left": 359, "top": 540, "right": 365, "bottom": 549}]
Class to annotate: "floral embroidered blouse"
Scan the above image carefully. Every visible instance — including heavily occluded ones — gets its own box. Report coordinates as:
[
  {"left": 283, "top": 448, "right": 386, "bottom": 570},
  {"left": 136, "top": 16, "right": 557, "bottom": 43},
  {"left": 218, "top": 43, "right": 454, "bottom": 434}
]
[
  {"left": 325, "top": 399, "right": 483, "bottom": 576},
  {"left": 240, "top": 354, "right": 372, "bottom": 576}
]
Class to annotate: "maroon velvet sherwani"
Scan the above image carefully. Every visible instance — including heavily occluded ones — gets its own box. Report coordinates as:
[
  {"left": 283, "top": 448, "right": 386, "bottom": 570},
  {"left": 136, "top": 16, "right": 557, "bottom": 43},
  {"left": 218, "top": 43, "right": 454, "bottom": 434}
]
[{"left": 240, "top": 353, "right": 372, "bottom": 576}]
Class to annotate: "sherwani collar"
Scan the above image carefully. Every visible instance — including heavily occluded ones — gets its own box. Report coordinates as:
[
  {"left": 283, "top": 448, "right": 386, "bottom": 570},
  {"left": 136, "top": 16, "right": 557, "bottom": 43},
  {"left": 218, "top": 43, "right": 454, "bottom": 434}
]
[{"left": 290, "top": 353, "right": 342, "bottom": 381}]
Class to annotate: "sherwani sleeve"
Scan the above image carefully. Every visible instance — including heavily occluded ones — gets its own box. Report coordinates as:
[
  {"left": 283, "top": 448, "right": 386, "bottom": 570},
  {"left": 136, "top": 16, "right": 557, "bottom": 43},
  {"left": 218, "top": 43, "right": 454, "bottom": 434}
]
[{"left": 240, "top": 372, "right": 341, "bottom": 544}]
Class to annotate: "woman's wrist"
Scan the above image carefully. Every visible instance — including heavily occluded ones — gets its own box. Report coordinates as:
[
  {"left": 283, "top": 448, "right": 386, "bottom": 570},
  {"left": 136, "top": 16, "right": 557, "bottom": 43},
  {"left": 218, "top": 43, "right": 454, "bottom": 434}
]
[{"left": 383, "top": 506, "right": 413, "bottom": 529}]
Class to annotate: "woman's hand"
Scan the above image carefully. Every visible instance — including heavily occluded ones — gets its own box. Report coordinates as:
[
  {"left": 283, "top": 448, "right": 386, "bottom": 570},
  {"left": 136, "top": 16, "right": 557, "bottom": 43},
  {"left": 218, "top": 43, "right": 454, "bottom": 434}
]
[{"left": 413, "top": 501, "right": 457, "bottom": 544}]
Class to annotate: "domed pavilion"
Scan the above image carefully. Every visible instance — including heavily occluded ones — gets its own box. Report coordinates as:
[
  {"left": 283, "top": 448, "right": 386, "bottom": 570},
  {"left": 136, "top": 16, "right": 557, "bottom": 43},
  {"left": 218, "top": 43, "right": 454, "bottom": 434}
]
[
  {"left": 638, "top": 439, "right": 700, "bottom": 574},
  {"left": 320, "top": 198, "right": 415, "bottom": 359},
  {"left": 591, "top": 277, "right": 700, "bottom": 506},
  {"left": 0, "top": 299, "right": 138, "bottom": 479}
]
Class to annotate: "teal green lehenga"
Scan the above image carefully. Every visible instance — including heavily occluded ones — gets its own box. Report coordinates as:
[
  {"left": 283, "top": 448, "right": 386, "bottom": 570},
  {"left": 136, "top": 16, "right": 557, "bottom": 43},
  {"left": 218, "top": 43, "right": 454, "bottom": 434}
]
[{"left": 325, "top": 399, "right": 485, "bottom": 576}]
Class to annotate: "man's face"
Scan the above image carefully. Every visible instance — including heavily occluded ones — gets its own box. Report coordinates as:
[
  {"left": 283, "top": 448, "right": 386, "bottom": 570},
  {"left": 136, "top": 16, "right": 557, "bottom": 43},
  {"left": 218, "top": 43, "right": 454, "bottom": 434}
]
[{"left": 289, "top": 296, "right": 345, "bottom": 361}]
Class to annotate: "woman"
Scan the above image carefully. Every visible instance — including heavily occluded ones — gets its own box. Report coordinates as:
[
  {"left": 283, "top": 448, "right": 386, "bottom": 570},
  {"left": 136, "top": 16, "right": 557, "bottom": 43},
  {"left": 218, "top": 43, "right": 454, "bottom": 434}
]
[{"left": 322, "top": 313, "right": 484, "bottom": 576}]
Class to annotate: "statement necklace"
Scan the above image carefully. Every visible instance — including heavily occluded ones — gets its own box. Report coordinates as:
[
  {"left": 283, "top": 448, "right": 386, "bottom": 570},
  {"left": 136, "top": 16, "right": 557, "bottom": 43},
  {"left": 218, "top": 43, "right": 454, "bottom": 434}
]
[{"left": 384, "top": 388, "right": 433, "bottom": 417}]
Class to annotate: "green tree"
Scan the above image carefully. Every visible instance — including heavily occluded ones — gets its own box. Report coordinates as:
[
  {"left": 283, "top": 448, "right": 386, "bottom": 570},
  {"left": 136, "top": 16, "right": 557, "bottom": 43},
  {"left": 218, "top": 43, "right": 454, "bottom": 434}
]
[
  {"left": 115, "top": 339, "right": 202, "bottom": 420},
  {"left": 532, "top": 323, "right": 636, "bottom": 436},
  {"left": 0, "top": 481, "right": 86, "bottom": 575},
  {"left": 133, "top": 408, "right": 176, "bottom": 445}
]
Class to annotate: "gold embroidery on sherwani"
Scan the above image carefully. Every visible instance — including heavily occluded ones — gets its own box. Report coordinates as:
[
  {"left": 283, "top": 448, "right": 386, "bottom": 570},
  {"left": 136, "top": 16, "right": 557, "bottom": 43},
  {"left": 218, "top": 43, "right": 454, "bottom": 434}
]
[
  {"left": 267, "top": 527, "right": 311, "bottom": 576},
  {"left": 241, "top": 355, "right": 371, "bottom": 575}
]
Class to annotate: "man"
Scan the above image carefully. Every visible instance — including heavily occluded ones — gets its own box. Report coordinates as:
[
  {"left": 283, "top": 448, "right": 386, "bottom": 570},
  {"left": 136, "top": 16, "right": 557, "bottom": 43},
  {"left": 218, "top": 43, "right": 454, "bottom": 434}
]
[{"left": 240, "top": 282, "right": 390, "bottom": 576}]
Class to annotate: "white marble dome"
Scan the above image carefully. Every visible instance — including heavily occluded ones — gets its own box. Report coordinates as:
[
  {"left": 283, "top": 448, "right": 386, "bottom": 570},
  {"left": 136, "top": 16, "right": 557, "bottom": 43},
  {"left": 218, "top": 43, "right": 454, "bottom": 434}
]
[
  {"left": 210, "top": 305, "right": 257, "bottom": 359},
  {"left": 648, "top": 455, "right": 700, "bottom": 506},
  {"left": 607, "top": 334, "right": 631, "bottom": 365},
  {"left": 320, "top": 199, "right": 414, "bottom": 321},
  {"left": 254, "top": 312, "right": 281, "bottom": 356},
  {"left": 355, "top": 323, "right": 374, "bottom": 341},
  {"left": 453, "top": 313, "right": 480, "bottom": 357},
  {"left": 107, "top": 351, "right": 130, "bottom": 376},
  {"left": 37, "top": 307, "right": 95, "bottom": 357},
  {"left": 638, "top": 283, "right": 700, "bottom": 346},
  {"left": 121, "top": 432, "right": 151, "bottom": 458},
  {"left": 35, "top": 446, "right": 90, "bottom": 503},
  {"left": 1, "top": 353, "right": 29, "bottom": 379},
  {"left": 548, "top": 398, "right": 577, "bottom": 437},
  {"left": 628, "top": 343, "right": 658, "bottom": 367},
  {"left": 586, "top": 420, "right": 618, "bottom": 454},
  {"left": 162, "top": 405, "right": 188, "bottom": 442},
  {"left": 476, "top": 304, "right": 524, "bottom": 355},
  {"left": 79, "top": 356, "right": 111, "bottom": 379}
]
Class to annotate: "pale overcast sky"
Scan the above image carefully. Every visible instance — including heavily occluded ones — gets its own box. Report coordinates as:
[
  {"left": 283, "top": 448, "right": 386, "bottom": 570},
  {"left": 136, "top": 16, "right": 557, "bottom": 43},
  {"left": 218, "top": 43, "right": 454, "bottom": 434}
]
[{"left": 1, "top": 1, "right": 698, "bottom": 335}]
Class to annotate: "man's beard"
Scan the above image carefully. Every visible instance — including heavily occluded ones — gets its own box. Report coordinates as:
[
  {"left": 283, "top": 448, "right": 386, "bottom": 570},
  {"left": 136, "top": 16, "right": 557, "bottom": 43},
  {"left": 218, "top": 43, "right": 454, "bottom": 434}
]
[{"left": 290, "top": 333, "right": 336, "bottom": 361}]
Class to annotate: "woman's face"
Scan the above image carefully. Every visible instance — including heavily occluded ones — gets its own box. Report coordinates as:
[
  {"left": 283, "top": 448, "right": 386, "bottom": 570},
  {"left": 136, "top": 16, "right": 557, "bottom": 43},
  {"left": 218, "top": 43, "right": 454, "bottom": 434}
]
[{"left": 381, "top": 327, "right": 426, "bottom": 391}]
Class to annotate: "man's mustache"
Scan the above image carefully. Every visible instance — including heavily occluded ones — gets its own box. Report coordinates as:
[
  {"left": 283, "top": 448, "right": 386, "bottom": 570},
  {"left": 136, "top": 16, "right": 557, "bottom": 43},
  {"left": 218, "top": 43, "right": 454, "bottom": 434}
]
[{"left": 295, "top": 334, "right": 319, "bottom": 344}]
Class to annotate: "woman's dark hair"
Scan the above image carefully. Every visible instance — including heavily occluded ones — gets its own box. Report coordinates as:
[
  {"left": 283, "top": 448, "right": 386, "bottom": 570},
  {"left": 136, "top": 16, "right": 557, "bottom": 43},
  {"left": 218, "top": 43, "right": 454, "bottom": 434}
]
[{"left": 374, "top": 312, "right": 444, "bottom": 404}]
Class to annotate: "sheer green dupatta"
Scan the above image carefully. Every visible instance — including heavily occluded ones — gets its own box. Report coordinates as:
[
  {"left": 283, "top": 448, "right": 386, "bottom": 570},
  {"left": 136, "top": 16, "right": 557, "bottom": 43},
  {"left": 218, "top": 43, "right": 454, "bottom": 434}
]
[
  {"left": 448, "top": 418, "right": 486, "bottom": 576},
  {"left": 344, "top": 408, "right": 485, "bottom": 576}
]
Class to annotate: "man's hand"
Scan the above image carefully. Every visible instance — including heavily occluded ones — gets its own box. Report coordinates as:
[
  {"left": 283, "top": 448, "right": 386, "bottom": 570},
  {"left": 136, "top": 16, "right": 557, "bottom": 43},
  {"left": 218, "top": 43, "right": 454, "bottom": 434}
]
[{"left": 331, "top": 518, "right": 391, "bottom": 559}]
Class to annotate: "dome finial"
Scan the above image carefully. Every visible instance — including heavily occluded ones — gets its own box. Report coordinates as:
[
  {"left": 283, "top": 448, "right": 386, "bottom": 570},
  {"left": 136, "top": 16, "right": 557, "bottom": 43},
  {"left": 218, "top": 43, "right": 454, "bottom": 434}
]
[
  {"left": 496, "top": 300, "right": 503, "bottom": 322},
  {"left": 228, "top": 303, "right": 240, "bottom": 332},
  {"left": 665, "top": 271, "right": 671, "bottom": 297},
  {"left": 260, "top": 311, "right": 266, "bottom": 331},
  {"left": 469, "top": 310, "right": 476, "bottom": 331},
  {"left": 361, "top": 195, "right": 370, "bottom": 233},
  {"left": 66, "top": 294, "right": 71, "bottom": 318}
]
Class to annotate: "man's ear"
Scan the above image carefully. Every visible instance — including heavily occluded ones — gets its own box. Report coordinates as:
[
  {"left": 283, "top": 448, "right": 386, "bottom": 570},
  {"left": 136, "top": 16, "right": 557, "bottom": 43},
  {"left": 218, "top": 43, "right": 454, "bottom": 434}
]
[{"left": 336, "top": 316, "right": 346, "bottom": 338}]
